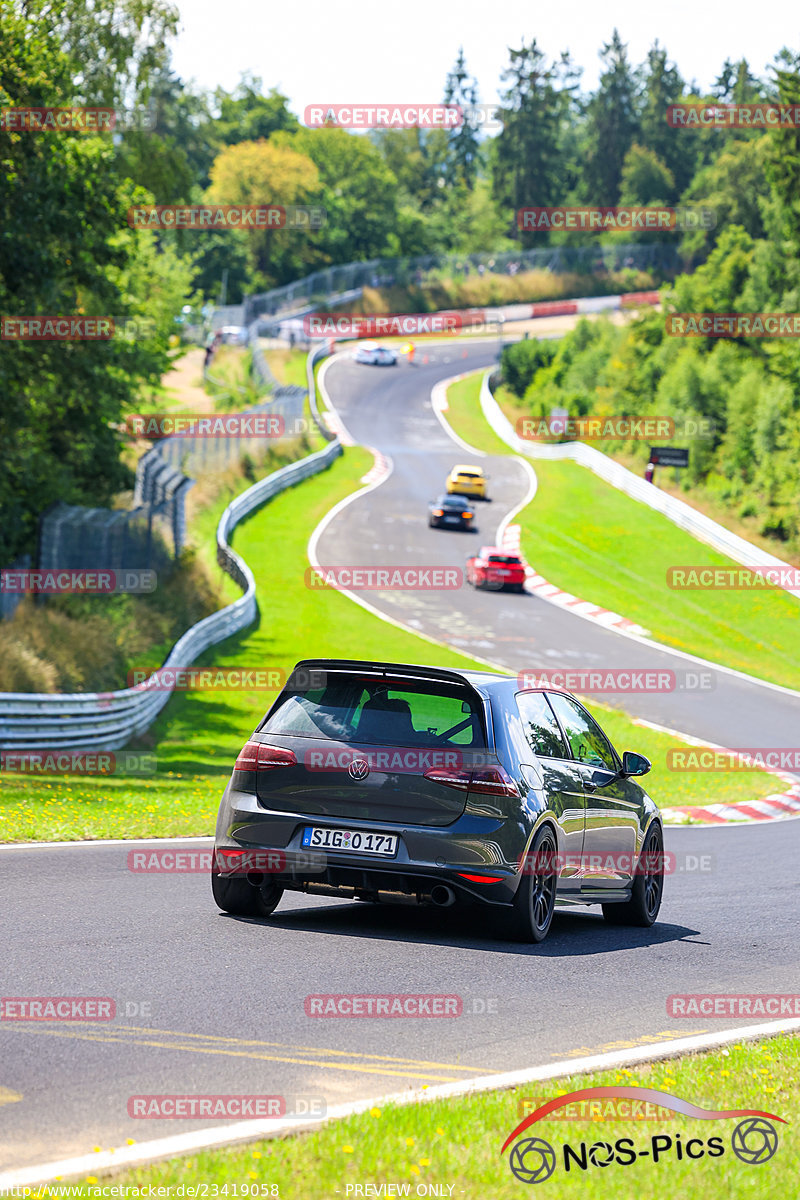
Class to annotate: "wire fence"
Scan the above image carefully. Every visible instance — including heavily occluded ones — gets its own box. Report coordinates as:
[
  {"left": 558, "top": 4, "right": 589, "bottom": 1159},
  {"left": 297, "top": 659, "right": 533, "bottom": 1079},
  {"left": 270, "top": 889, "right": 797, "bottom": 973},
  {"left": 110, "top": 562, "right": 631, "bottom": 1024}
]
[{"left": 242, "top": 243, "right": 679, "bottom": 325}]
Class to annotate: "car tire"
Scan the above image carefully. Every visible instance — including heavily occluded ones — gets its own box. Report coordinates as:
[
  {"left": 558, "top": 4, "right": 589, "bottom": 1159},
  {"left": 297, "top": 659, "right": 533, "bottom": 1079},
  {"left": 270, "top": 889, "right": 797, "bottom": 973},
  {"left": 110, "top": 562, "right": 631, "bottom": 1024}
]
[
  {"left": 506, "top": 824, "right": 558, "bottom": 943},
  {"left": 212, "top": 871, "right": 284, "bottom": 918},
  {"left": 510, "top": 582, "right": 525, "bottom": 593},
  {"left": 602, "top": 821, "right": 664, "bottom": 927}
]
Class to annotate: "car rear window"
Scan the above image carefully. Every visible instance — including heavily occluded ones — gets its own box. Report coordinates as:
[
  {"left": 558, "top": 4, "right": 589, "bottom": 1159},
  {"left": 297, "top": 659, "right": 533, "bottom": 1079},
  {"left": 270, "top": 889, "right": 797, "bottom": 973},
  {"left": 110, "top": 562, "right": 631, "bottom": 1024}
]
[
  {"left": 261, "top": 674, "right": 486, "bottom": 747},
  {"left": 487, "top": 554, "right": 522, "bottom": 564},
  {"left": 457, "top": 471, "right": 481, "bottom": 478}
]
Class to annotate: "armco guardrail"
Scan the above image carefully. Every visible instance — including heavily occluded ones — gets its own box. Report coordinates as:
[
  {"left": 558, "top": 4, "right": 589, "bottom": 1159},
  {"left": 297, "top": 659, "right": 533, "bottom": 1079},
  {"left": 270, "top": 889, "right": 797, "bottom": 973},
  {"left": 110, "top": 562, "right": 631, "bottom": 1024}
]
[
  {"left": 480, "top": 372, "right": 800, "bottom": 603},
  {"left": 0, "top": 405, "right": 342, "bottom": 752}
]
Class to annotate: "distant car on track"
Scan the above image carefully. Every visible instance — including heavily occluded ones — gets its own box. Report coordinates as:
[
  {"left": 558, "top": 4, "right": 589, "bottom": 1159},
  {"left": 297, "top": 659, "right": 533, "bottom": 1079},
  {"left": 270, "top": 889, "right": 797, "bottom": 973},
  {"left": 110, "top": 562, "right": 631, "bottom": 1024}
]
[
  {"left": 446, "top": 464, "right": 487, "bottom": 500},
  {"left": 352, "top": 341, "right": 398, "bottom": 365},
  {"left": 211, "top": 658, "right": 664, "bottom": 943},
  {"left": 428, "top": 494, "right": 476, "bottom": 530},
  {"left": 219, "top": 325, "right": 248, "bottom": 345},
  {"left": 466, "top": 546, "right": 526, "bottom": 592}
]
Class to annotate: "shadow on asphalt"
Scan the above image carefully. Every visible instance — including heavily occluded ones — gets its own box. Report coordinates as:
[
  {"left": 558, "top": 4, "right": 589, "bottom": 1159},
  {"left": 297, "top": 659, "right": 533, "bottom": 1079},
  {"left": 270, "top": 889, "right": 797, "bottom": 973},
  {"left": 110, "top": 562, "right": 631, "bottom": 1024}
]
[{"left": 219, "top": 900, "right": 699, "bottom": 956}]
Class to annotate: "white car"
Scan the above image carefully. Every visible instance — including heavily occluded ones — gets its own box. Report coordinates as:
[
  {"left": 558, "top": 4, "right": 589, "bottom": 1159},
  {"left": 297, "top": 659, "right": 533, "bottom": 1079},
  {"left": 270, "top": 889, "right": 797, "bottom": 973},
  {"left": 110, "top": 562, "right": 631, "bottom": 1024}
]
[
  {"left": 219, "top": 325, "right": 248, "bottom": 345},
  {"left": 353, "top": 341, "right": 398, "bottom": 365}
]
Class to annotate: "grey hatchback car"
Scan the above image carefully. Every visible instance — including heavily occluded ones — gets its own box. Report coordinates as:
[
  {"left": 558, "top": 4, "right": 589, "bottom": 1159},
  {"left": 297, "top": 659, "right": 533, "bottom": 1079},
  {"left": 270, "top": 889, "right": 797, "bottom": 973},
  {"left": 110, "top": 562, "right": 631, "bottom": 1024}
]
[{"left": 212, "top": 659, "right": 664, "bottom": 942}]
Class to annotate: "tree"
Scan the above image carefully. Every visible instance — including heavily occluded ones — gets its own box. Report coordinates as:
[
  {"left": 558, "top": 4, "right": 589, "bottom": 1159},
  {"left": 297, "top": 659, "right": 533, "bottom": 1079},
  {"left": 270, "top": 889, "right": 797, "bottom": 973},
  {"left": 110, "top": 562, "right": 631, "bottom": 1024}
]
[
  {"left": 43, "top": 0, "right": 180, "bottom": 108},
  {"left": 205, "top": 139, "right": 320, "bottom": 287},
  {"left": 619, "top": 143, "right": 675, "bottom": 205},
  {"left": 0, "top": 0, "right": 192, "bottom": 563},
  {"left": 212, "top": 75, "right": 298, "bottom": 146},
  {"left": 275, "top": 126, "right": 399, "bottom": 264},
  {"left": 443, "top": 47, "right": 481, "bottom": 190},
  {"left": 579, "top": 30, "right": 640, "bottom": 205},
  {"left": 492, "top": 39, "right": 579, "bottom": 239},
  {"left": 638, "top": 42, "right": 698, "bottom": 194}
]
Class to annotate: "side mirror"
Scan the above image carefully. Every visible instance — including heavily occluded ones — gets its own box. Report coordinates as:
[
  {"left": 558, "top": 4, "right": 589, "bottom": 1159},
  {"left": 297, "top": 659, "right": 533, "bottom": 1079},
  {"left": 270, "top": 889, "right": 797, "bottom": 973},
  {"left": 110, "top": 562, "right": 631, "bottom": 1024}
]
[{"left": 621, "top": 750, "right": 651, "bottom": 777}]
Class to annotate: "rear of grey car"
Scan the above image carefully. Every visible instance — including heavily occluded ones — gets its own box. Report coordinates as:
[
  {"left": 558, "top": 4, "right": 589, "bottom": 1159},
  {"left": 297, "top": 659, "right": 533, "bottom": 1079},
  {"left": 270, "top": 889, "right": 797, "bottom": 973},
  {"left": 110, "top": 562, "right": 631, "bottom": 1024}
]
[{"left": 212, "top": 658, "right": 663, "bottom": 942}]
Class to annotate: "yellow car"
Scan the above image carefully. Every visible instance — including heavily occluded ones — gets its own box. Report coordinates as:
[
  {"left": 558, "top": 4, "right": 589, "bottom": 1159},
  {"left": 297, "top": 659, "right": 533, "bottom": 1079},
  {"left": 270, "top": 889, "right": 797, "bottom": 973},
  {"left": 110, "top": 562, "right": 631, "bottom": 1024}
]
[{"left": 446, "top": 464, "right": 488, "bottom": 500}]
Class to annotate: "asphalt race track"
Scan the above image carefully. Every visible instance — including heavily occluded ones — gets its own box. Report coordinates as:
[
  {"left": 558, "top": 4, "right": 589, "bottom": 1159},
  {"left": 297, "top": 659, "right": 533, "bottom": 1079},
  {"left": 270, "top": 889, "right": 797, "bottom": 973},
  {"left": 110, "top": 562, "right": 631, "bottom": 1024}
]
[
  {"left": 316, "top": 342, "right": 800, "bottom": 749},
  {"left": 1, "top": 820, "right": 797, "bottom": 1170},
  {"left": 1, "top": 341, "right": 797, "bottom": 1173}
]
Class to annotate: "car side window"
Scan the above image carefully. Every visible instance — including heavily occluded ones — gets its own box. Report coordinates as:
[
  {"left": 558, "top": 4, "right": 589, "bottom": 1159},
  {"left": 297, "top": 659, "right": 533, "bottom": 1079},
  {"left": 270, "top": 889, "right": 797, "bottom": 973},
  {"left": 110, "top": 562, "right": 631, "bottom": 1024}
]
[
  {"left": 515, "top": 692, "right": 569, "bottom": 758},
  {"left": 547, "top": 694, "right": 617, "bottom": 771}
]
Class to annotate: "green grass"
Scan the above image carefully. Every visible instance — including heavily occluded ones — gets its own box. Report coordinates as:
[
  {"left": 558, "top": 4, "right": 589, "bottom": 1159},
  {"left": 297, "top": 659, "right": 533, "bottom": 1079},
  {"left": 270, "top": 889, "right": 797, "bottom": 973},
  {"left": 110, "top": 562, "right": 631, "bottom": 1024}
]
[
  {"left": 52, "top": 1034, "right": 798, "bottom": 1199},
  {"left": 446, "top": 373, "right": 800, "bottom": 692},
  {"left": 0, "top": 440, "right": 782, "bottom": 841},
  {"left": 262, "top": 347, "right": 311, "bottom": 388}
]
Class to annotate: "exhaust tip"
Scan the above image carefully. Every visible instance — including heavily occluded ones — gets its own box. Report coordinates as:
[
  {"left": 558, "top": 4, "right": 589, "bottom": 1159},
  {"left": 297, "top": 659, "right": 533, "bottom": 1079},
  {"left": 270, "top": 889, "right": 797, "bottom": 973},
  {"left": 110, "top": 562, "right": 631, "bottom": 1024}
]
[{"left": 430, "top": 884, "right": 456, "bottom": 907}]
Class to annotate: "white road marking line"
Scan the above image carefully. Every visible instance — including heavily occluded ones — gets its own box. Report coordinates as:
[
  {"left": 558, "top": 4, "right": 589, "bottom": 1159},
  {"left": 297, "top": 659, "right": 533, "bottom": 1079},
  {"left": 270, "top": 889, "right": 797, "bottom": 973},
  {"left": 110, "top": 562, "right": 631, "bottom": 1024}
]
[{"left": 3, "top": 1020, "right": 797, "bottom": 1187}]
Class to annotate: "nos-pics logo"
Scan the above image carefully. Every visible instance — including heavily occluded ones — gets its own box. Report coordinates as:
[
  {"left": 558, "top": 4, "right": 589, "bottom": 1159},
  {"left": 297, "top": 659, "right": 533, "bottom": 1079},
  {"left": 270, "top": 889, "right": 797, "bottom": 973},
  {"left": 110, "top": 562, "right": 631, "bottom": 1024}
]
[{"left": 501, "top": 1086, "right": 784, "bottom": 1184}]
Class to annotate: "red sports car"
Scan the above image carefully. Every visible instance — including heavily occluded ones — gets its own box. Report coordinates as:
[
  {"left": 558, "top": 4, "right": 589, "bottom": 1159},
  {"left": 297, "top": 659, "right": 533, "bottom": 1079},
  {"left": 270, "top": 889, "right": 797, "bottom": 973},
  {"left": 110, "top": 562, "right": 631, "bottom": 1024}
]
[{"left": 465, "top": 546, "right": 527, "bottom": 593}]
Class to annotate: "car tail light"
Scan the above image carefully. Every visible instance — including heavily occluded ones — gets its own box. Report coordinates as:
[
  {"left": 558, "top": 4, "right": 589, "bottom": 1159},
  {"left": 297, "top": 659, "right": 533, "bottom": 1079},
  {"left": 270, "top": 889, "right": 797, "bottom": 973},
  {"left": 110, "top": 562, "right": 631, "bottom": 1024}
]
[
  {"left": 424, "top": 766, "right": 471, "bottom": 791},
  {"left": 457, "top": 872, "right": 504, "bottom": 883},
  {"left": 234, "top": 741, "right": 297, "bottom": 771},
  {"left": 469, "top": 766, "right": 520, "bottom": 797},
  {"left": 461, "top": 512, "right": 472, "bottom": 519},
  {"left": 424, "top": 765, "right": 519, "bottom": 798},
  {"left": 432, "top": 509, "right": 444, "bottom": 516}
]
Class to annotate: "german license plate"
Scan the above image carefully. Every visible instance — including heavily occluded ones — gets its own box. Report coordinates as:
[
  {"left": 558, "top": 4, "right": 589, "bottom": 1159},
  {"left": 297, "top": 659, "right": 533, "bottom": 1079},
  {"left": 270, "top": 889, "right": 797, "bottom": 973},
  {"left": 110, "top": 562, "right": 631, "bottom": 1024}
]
[{"left": 302, "top": 827, "right": 398, "bottom": 856}]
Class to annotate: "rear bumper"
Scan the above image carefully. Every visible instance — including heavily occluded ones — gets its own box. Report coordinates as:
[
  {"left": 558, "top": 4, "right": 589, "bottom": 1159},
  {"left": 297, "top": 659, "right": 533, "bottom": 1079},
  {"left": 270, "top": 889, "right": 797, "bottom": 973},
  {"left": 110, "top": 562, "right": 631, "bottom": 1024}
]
[{"left": 214, "top": 786, "right": 524, "bottom": 906}]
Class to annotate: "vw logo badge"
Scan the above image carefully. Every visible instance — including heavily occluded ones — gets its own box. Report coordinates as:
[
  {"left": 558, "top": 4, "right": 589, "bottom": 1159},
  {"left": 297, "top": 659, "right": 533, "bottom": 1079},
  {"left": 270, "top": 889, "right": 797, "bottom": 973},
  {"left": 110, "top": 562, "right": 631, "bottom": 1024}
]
[{"left": 348, "top": 758, "right": 370, "bottom": 781}]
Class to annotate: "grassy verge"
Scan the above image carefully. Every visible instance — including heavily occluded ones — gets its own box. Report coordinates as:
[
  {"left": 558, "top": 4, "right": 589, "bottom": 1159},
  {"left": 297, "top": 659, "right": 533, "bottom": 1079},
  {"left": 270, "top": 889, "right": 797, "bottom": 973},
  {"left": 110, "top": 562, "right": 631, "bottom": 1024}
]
[
  {"left": 54, "top": 1034, "right": 797, "bottom": 1198},
  {"left": 335, "top": 268, "right": 658, "bottom": 317},
  {"left": 446, "top": 372, "right": 800, "bottom": 692},
  {"left": 262, "top": 347, "right": 311, "bottom": 388}
]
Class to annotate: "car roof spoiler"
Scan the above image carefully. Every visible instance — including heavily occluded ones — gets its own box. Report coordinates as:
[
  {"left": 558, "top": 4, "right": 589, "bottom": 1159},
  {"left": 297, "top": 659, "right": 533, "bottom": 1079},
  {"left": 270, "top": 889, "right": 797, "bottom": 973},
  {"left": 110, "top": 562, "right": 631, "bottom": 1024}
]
[{"left": 289, "top": 658, "right": 508, "bottom": 692}]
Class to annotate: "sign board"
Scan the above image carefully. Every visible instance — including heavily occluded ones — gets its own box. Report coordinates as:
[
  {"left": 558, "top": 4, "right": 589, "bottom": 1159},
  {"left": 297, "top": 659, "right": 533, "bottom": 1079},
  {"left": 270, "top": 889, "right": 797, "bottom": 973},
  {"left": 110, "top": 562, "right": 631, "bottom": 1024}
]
[{"left": 649, "top": 446, "right": 689, "bottom": 468}]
